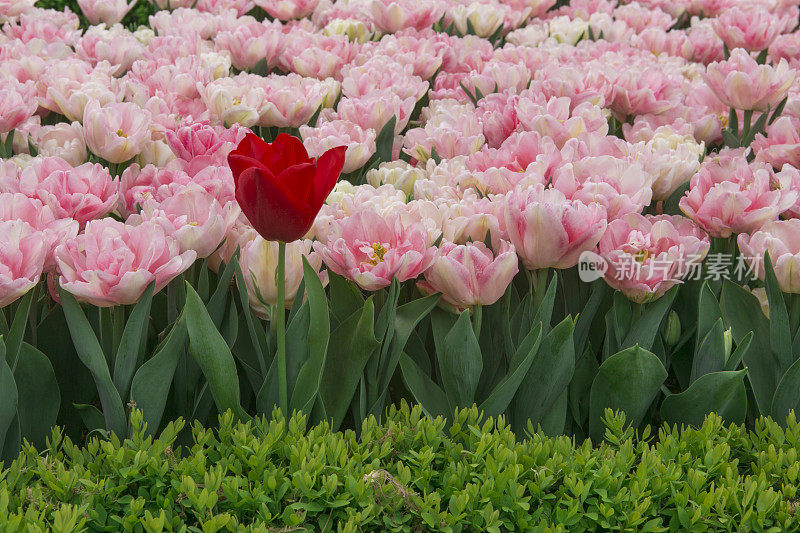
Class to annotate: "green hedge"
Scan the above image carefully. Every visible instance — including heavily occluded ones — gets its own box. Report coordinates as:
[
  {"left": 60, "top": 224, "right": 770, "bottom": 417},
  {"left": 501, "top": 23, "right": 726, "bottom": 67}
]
[{"left": 2, "top": 404, "right": 800, "bottom": 532}]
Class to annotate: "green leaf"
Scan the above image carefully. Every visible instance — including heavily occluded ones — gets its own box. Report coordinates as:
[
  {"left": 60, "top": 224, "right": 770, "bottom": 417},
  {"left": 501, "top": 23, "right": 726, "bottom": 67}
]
[
  {"left": 772, "top": 357, "right": 800, "bottom": 423},
  {"left": 539, "top": 390, "right": 568, "bottom": 436},
  {"left": 0, "top": 346, "right": 18, "bottom": 456},
  {"left": 620, "top": 287, "right": 677, "bottom": 351},
  {"left": 5, "top": 288, "right": 34, "bottom": 370},
  {"left": 764, "top": 253, "right": 793, "bottom": 373},
  {"left": 374, "top": 116, "right": 397, "bottom": 164},
  {"left": 233, "top": 256, "right": 268, "bottom": 375},
  {"left": 74, "top": 403, "right": 105, "bottom": 432},
  {"left": 720, "top": 279, "right": 777, "bottom": 415},
  {"left": 511, "top": 317, "right": 575, "bottom": 433},
  {"left": 695, "top": 281, "right": 722, "bottom": 354},
  {"left": 58, "top": 288, "right": 127, "bottom": 437},
  {"left": 661, "top": 370, "right": 747, "bottom": 427},
  {"left": 690, "top": 318, "right": 726, "bottom": 383},
  {"left": 184, "top": 282, "right": 245, "bottom": 419},
  {"left": 399, "top": 353, "right": 450, "bottom": 420},
  {"left": 130, "top": 317, "right": 188, "bottom": 435},
  {"left": 589, "top": 345, "right": 667, "bottom": 441},
  {"left": 207, "top": 250, "right": 239, "bottom": 327},
  {"left": 725, "top": 331, "right": 752, "bottom": 372},
  {"left": 573, "top": 281, "right": 606, "bottom": 357},
  {"left": 479, "top": 324, "right": 542, "bottom": 418},
  {"left": 320, "top": 299, "right": 379, "bottom": 429},
  {"left": 1, "top": 129, "right": 14, "bottom": 159},
  {"left": 439, "top": 310, "right": 483, "bottom": 409},
  {"left": 113, "top": 283, "right": 154, "bottom": 401},
  {"left": 289, "top": 258, "right": 331, "bottom": 415},
  {"left": 328, "top": 272, "right": 364, "bottom": 325},
  {"left": 13, "top": 343, "right": 60, "bottom": 449}
]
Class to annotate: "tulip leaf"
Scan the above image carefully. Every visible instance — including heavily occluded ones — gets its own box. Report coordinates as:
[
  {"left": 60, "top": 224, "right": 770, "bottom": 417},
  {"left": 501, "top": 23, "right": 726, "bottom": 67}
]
[
  {"left": 74, "top": 403, "right": 106, "bottom": 432},
  {"left": 439, "top": 310, "right": 483, "bottom": 410},
  {"left": 130, "top": 317, "right": 188, "bottom": 435},
  {"left": 12, "top": 343, "right": 60, "bottom": 448},
  {"left": 589, "top": 345, "right": 667, "bottom": 441},
  {"left": 725, "top": 331, "right": 752, "bottom": 372},
  {"left": 695, "top": 282, "right": 722, "bottom": 354},
  {"left": 531, "top": 273, "right": 558, "bottom": 335},
  {"left": 574, "top": 280, "right": 607, "bottom": 358},
  {"left": 113, "top": 283, "right": 154, "bottom": 401},
  {"left": 375, "top": 116, "right": 397, "bottom": 164},
  {"left": 328, "top": 272, "right": 364, "bottom": 325},
  {"left": 207, "top": 250, "right": 239, "bottom": 328},
  {"left": 233, "top": 256, "right": 268, "bottom": 375},
  {"left": 184, "top": 282, "right": 246, "bottom": 420},
  {"left": 720, "top": 279, "right": 776, "bottom": 415},
  {"left": 58, "top": 287, "right": 128, "bottom": 437},
  {"left": 661, "top": 370, "right": 747, "bottom": 427},
  {"left": 690, "top": 318, "right": 726, "bottom": 384},
  {"left": 764, "top": 253, "right": 793, "bottom": 374},
  {"left": 771, "top": 357, "right": 800, "bottom": 423},
  {"left": 320, "top": 298, "right": 379, "bottom": 430},
  {"left": 5, "top": 287, "right": 34, "bottom": 370},
  {"left": 289, "top": 258, "right": 331, "bottom": 415},
  {"left": 539, "top": 390, "right": 568, "bottom": 437},
  {"left": 479, "top": 323, "right": 542, "bottom": 418},
  {"left": 511, "top": 317, "right": 575, "bottom": 434},
  {"left": 0, "top": 345, "right": 18, "bottom": 457},
  {"left": 399, "top": 353, "right": 450, "bottom": 420},
  {"left": 620, "top": 287, "right": 677, "bottom": 352}
]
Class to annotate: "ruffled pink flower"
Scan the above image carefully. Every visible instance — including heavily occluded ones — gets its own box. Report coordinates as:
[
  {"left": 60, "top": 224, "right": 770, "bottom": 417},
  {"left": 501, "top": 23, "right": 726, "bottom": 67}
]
[
  {"left": 418, "top": 240, "right": 519, "bottom": 310},
  {"left": 608, "top": 67, "right": 682, "bottom": 119},
  {"left": 75, "top": 23, "right": 144, "bottom": 74},
  {"left": 502, "top": 184, "right": 608, "bottom": 270},
  {"left": 599, "top": 213, "right": 710, "bottom": 303},
  {"left": 739, "top": 219, "right": 800, "bottom": 293},
  {"left": 280, "top": 30, "right": 357, "bottom": 80},
  {"left": 0, "top": 0, "right": 35, "bottom": 17},
  {"left": 331, "top": 93, "right": 417, "bottom": 135},
  {"left": 254, "top": 0, "right": 320, "bottom": 20},
  {"left": 516, "top": 97, "right": 608, "bottom": 148},
  {"left": 769, "top": 33, "right": 800, "bottom": 66},
  {"left": 0, "top": 220, "right": 47, "bottom": 308},
  {"left": 214, "top": 19, "right": 284, "bottom": 72},
  {"left": 752, "top": 116, "right": 800, "bottom": 169},
  {"left": 2, "top": 10, "right": 81, "bottom": 45},
  {"left": 679, "top": 153, "right": 798, "bottom": 238},
  {"left": 476, "top": 92, "right": 520, "bottom": 149},
  {"left": 55, "top": 218, "right": 196, "bottom": 307},
  {"left": 712, "top": 7, "right": 792, "bottom": 52},
  {"left": 340, "top": 57, "right": 428, "bottom": 100},
  {"left": 77, "top": 0, "right": 137, "bottom": 25},
  {"left": 704, "top": 48, "right": 795, "bottom": 111},
  {"left": 118, "top": 164, "right": 191, "bottom": 216},
  {"left": 164, "top": 121, "right": 247, "bottom": 171},
  {"left": 83, "top": 100, "right": 152, "bottom": 164},
  {"left": 368, "top": 0, "right": 443, "bottom": 33},
  {"left": 313, "top": 207, "right": 437, "bottom": 291},
  {"left": 34, "top": 121, "right": 87, "bottom": 167},
  {"left": 195, "top": 0, "right": 254, "bottom": 15},
  {"left": 300, "top": 120, "right": 376, "bottom": 174},
  {"left": 0, "top": 80, "right": 37, "bottom": 134},
  {"left": 240, "top": 237, "right": 325, "bottom": 319},
  {"left": 403, "top": 101, "right": 485, "bottom": 162}
]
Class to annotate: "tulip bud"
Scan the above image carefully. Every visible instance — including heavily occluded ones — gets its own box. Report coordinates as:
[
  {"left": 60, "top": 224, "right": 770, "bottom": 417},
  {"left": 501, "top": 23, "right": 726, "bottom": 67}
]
[
  {"left": 663, "top": 310, "right": 681, "bottom": 346},
  {"left": 723, "top": 328, "right": 734, "bottom": 362}
]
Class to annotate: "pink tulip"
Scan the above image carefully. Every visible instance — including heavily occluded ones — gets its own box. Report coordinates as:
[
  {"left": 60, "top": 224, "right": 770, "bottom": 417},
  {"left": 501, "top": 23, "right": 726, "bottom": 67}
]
[
  {"left": 280, "top": 31, "right": 357, "bottom": 80},
  {"left": 609, "top": 67, "right": 682, "bottom": 119},
  {"left": 34, "top": 121, "right": 87, "bottom": 167},
  {"left": 164, "top": 122, "right": 247, "bottom": 169},
  {"left": 752, "top": 116, "right": 800, "bottom": 169},
  {"left": 599, "top": 213, "right": 710, "bottom": 303},
  {"left": 738, "top": 219, "right": 800, "bottom": 293},
  {"left": 502, "top": 184, "right": 608, "bottom": 270},
  {"left": 313, "top": 207, "right": 437, "bottom": 291},
  {"left": 368, "top": 0, "right": 443, "bottom": 33},
  {"left": 300, "top": 120, "right": 376, "bottom": 174},
  {"left": 83, "top": 100, "right": 152, "bottom": 164},
  {"left": 77, "top": 0, "right": 137, "bottom": 25},
  {"left": 418, "top": 240, "right": 518, "bottom": 310},
  {"left": 704, "top": 48, "right": 795, "bottom": 111},
  {"left": 133, "top": 184, "right": 240, "bottom": 259},
  {"left": 0, "top": 0, "right": 35, "bottom": 17},
  {"left": 0, "top": 80, "right": 37, "bottom": 134},
  {"left": 332, "top": 93, "right": 417, "bottom": 135},
  {"left": 240, "top": 237, "right": 325, "bottom": 319},
  {"left": 476, "top": 92, "right": 520, "bottom": 149},
  {"left": 254, "top": 0, "right": 321, "bottom": 20},
  {"left": 0, "top": 220, "right": 47, "bottom": 308},
  {"left": 679, "top": 153, "right": 798, "bottom": 238},
  {"left": 75, "top": 24, "right": 144, "bottom": 75},
  {"left": 712, "top": 7, "right": 792, "bottom": 52},
  {"left": 214, "top": 20, "right": 284, "bottom": 71},
  {"left": 55, "top": 218, "right": 196, "bottom": 307}
]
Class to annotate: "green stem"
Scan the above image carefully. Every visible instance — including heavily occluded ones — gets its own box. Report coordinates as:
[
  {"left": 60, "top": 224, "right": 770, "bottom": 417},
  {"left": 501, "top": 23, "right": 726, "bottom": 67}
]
[
  {"left": 472, "top": 305, "right": 483, "bottom": 341},
  {"left": 276, "top": 241, "right": 287, "bottom": 415}
]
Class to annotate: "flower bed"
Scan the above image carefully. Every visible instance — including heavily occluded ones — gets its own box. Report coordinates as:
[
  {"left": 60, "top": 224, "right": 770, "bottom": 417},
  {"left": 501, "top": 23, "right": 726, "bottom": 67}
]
[{"left": 1, "top": 0, "right": 800, "bottom": 466}]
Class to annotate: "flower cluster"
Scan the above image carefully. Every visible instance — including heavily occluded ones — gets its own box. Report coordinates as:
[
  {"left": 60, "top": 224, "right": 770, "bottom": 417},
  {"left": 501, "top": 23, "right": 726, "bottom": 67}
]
[{"left": 1, "top": 0, "right": 800, "bottom": 312}]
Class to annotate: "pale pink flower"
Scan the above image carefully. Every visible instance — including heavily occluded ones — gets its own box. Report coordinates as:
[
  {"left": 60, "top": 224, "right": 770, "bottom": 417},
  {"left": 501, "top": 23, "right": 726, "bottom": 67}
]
[
  {"left": 77, "top": 0, "right": 137, "bottom": 25},
  {"left": 360, "top": 29, "right": 446, "bottom": 79},
  {"left": 447, "top": 2, "right": 506, "bottom": 38},
  {"left": 0, "top": 193, "right": 79, "bottom": 271},
  {"left": 366, "top": 161, "right": 427, "bottom": 196},
  {"left": 752, "top": 116, "right": 800, "bottom": 169},
  {"left": 34, "top": 122, "right": 87, "bottom": 167},
  {"left": 214, "top": 19, "right": 284, "bottom": 71},
  {"left": 300, "top": 120, "right": 376, "bottom": 174},
  {"left": 331, "top": 93, "right": 417, "bottom": 135},
  {"left": 599, "top": 213, "right": 710, "bottom": 303},
  {"left": 368, "top": 0, "right": 443, "bottom": 33},
  {"left": 609, "top": 68, "right": 682, "bottom": 119},
  {"left": 769, "top": 33, "right": 800, "bottom": 66},
  {"left": 118, "top": 164, "right": 192, "bottom": 216},
  {"left": 516, "top": 97, "right": 608, "bottom": 149},
  {"left": 55, "top": 218, "right": 196, "bottom": 307},
  {"left": 0, "top": 80, "right": 37, "bottom": 134},
  {"left": 418, "top": 240, "right": 518, "bottom": 310},
  {"left": 280, "top": 30, "right": 357, "bottom": 80},
  {"left": 704, "top": 48, "right": 795, "bottom": 111},
  {"left": 75, "top": 24, "right": 144, "bottom": 74},
  {"left": 131, "top": 184, "right": 240, "bottom": 259},
  {"left": 164, "top": 121, "right": 246, "bottom": 170},
  {"left": 502, "top": 184, "right": 608, "bottom": 270},
  {"left": 632, "top": 125, "right": 705, "bottom": 201},
  {"left": 712, "top": 7, "right": 792, "bottom": 52},
  {"left": 195, "top": 0, "right": 254, "bottom": 15},
  {"left": 340, "top": 57, "right": 428, "bottom": 100},
  {"left": 313, "top": 207, "right": 437, "bottom": 291},
  {"left": 739, "top": 219, "right": 800, "bottom": 293},
  {"left": 403, "top": 100, "right": 485, "bottom": 162},
  {"left": 83, "top": 100, "right": 152, "bottom": 164},
  {"left": 0, "top": 0, "right": 35, "bottom": 17},
  {"left": 475, "top": 92, "right": 519, "bottom": 149},
  {"left": 254, "top": 0, "right": 321, "bottom": 20},
  {"left": 258, "top": 74, "right": 340, "bottom": 128},
  {"left": 614, "top": 2, "right": 674, "bottom": 32},
  {"left": 0, "top": 220, "right": 47, "bottom": 308},
  {"left": 679, "top": 153, "right": 798, "bottom": 238},
  {"left": 149, "top": 0, "right": 195, "bottom": 7},
  {"left": 2, "top": 10, "right": 81, "bottom": 45},
  {"left": 240, "top": 237, "right": 325, "bottom": 319}
]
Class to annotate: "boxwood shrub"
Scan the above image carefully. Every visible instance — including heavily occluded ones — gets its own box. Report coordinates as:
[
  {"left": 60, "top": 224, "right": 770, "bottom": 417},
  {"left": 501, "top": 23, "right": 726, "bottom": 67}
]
[{"left": 1, "top": 404, "right": 800, "bottom": 532}]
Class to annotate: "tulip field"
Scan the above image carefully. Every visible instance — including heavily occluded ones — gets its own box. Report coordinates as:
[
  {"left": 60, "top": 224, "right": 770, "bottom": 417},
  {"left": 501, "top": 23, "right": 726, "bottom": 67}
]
[{"left": 3, "top": 0, "right": 800, "bottom": 490}]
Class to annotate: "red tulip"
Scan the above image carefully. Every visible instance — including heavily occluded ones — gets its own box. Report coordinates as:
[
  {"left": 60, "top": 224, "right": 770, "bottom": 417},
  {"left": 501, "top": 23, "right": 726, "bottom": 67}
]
[{"left": 227, "top": 132, "right": 346, "bottom": 242}]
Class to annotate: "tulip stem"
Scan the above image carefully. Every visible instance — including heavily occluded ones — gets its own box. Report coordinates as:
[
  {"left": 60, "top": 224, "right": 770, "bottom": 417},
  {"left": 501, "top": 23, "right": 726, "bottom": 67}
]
[
  {"left": 472, "top": 305, "right": 483, "bottom": 340},
  {"left": 276, "top": 241, "right": 288, "bottom": 415}
]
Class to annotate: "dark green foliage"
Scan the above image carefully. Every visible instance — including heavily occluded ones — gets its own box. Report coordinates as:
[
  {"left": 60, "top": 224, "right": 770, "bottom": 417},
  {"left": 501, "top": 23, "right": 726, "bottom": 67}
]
[{"left": 2, "top": 404, "right": 800, "bottom": 531}]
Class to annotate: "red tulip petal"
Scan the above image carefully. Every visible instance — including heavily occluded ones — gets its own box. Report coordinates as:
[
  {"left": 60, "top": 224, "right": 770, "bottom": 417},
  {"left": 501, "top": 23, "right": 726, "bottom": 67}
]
[
  {"left": 227, "top": 153, "right": 270, "bottom": 184},
  {"left": 270, "top": 134, "right": 312, "bottom": 170},
  {"left": 229, "top": 132, "right": 267, "bottom": 160},
  {"left": 312, "top": 145, "right": 346, "bottom": 202}
]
